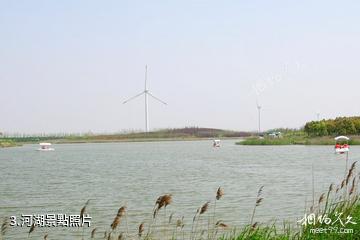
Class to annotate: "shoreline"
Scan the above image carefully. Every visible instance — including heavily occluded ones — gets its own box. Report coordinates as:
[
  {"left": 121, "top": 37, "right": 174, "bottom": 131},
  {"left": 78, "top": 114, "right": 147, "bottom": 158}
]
[
  {"left": 3, "top": 137, "right": 243, "bottom": 146},
  {"left": 237, "top": 135, "right": 360, "bottom": 146},
  {"left": 3, "top": 135, "right": 360, "bottom": 147}
]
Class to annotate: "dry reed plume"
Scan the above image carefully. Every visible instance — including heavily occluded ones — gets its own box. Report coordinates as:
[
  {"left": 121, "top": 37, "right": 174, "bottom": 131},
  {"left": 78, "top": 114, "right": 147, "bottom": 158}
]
[
  {"left": 111, "top": 206, "right": 126, "bottom": 231},
  {"left": 250, "top": 186, "right": 264, "bottom": 226},
  {"left": 318, "top": 193, "right": 325, "bottom": 204},
  {"left": 153, "top": 194, "right": 172, "bottom": 218},
  {"left": 1, "top": 217, "right": 8, "bottom": 237},
  {"left": 350, "top": 177, "right": 356, "bottom": 195},
  {"left": 191, "top": 201, "right": 210, "bottom": 240},
  {"left": 91, "top": 228, "right": 97, "bottom": 238},
  {"left": 251, "top": 222, "right": 258, "bottom": 230},
  {"left": 200, "top": 202, "right": 210, "bottom": 215},
  {"left": 80, "top": 199, "right": 90, "bottom": 220},
  {"left": 212, "top": 187, "right": 224, "bottom": 239},
  {"left": 138, "top": 223, "right": 145, "bottom": 237},
  {"left": 28, "top": 222, "right": 35, "bottom": 237},
  {"left": 215, "top": 221, "right": 228, "bottom": 229},
  {"left": 216, "top": 187, "right": 224, "bottom": 200},
  {"left": 168, "top": 212, "right": 174, "bottom": 224}
]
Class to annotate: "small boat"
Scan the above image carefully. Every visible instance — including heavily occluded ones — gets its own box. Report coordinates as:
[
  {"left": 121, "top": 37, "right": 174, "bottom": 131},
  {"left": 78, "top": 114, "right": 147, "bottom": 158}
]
[
  {"left": 37, "top": 142, "right": 55, "bottom": 151},
  {"left": 334, "top": 136, "right": 349, "bottom": 154},
  {"left": 213, "top": 139, "right": 221, "bottom": 147}
]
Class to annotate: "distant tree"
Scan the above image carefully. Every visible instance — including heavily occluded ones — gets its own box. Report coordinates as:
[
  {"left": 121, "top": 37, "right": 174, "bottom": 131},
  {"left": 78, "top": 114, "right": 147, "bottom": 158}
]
[
  {"left": 351, "top": 117, "right": 360, "bottom": 134},
  {"left": 325, "top": 120, "right": 336, "bottom": 135},
  {"left": 334, "top": 118, "right": 356, "bottom": 135},
  {"left": 304, "top": 121, "right": 316, "bottom": 136},
  {"left": 317, "top": 121, "right": 328, "bottom": 136},
  {"left": 305, "top": 116, "right": 360, "bottom": 136},
  {"left": 304, "top": 121, "right": 327, "bottom": 136}
]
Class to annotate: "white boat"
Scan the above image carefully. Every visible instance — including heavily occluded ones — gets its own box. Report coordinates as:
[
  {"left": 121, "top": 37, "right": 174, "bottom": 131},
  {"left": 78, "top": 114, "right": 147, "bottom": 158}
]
[
  {"left": 213, "top": 139, "right": 221, "bottom": 147},
  {"left": 335, "top": 147, "right": 349, "bottom": 154},
  {"left": 37, "top": 142, "right": 55, "bottom": 151},
  {"left": 334, "top": 136, "right": 349, "bottom": 154}
]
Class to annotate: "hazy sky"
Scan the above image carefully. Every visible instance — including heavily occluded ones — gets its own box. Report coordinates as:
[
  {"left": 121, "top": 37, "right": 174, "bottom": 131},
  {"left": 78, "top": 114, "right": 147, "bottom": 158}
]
[{"left": 1, "top": 0, "right": 359, "bottom": 134}]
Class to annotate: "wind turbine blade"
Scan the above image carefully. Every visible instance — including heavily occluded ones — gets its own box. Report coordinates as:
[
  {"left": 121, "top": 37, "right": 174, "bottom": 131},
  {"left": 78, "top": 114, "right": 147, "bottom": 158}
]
[
  {"left": 147, "top": 92, "right": 167, "bottom": 105},
  {"left": 145, "top": 65, "right": 148, "bottom": 91},
  {"left": 123, "top": 91, "right": 145, "bottom": 104}
]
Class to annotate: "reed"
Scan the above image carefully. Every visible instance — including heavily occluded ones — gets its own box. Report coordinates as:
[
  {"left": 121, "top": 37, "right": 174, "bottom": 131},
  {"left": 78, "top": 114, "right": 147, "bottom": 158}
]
[
  {"left": 28, "top": 222, "right": 35, "bottom": 237},
  {"left": 80, "top": 200, "right": 90, "bottom": 239},
  {"left": 250, "top": 186, "right": 264, "bottom": 226},
  {"left": 146, "top": 194, "right": 173, "bottom": 239},
  {"left": 191, "top": 201, "right": 210, "bottom": 240},
  {"left": 138, "top": 223, "right": 145, "bottom": 238},
  {"left": 324, "top": 183, "right": 333, "bottom": 213},
  {"left": 0, "top": 217, "right": 8, "bottom": 239},
  {"left": 111, "top": 206, "right": 126, "bottom": 231},
  {"left": 91, "top": 228, "right": 97, "bottom": 238},
  {"left": 211, "top": 187, "right": 224, "bottom": 240}
]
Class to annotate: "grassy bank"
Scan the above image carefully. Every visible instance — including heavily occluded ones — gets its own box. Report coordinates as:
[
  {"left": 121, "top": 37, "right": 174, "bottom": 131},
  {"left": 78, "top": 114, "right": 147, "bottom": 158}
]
[
  {"left": 0, "top": 139, "right": 18, "bottom": 148},
  {"left": 0, "top": 127, "right": 250, "bottom": 145},
  {"left": 237, "top": 134, "right": 360, "bottom": 146}
]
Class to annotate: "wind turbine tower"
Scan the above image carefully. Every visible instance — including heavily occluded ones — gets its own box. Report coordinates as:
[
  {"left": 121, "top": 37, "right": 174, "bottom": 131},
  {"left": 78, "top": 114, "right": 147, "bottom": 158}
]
[
  {"left": 256, "top": 100, "right": 262, "bottom": 134},
  {"left": 123, "top": 65, "right": 167, "bottom": 132}
]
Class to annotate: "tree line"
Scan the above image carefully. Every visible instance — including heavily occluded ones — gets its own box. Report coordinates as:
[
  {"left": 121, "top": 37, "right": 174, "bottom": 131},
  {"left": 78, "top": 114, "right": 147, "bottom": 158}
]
[{"left": 304, "top": 116, "right": 360, "bottom": 136}]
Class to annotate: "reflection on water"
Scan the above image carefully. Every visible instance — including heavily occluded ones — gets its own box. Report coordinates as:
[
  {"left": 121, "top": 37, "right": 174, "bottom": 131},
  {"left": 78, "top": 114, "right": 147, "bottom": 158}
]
[{"left": 0, "top": 140, "right": 358, "bottom": 239}]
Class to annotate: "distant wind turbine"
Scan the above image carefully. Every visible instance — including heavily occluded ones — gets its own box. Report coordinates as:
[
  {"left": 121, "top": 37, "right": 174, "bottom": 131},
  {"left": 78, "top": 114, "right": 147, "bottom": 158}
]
[
  {"left": 123, "top": 65, "right": 167, "bottom": 133},
  {"left": 256, "top": 99, "right": 262, "bottom": 134}
]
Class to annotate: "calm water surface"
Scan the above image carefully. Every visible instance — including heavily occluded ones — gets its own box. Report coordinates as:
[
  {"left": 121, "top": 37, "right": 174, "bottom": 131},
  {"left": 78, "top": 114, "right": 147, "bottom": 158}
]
[{"left": 0, "top": 140, "right": 359, "bottom": 239}]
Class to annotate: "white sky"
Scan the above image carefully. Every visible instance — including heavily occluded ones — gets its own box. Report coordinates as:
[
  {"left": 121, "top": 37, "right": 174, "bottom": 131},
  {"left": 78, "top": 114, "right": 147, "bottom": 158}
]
[{"left": 0, "top": 0, "right": 359, "bottom": 134}]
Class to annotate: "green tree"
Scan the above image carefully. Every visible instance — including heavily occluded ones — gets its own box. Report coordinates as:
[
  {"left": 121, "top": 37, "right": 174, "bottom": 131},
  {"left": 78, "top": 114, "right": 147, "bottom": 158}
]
[
  {"left": 334, "top": 118, "right": 356, "bottom": 135},
  {"left": 325, "top": 120, "right": 336, "bottom": 135},
  {"left": 352, "top": 118, "right": 360, "bottom": 134}
]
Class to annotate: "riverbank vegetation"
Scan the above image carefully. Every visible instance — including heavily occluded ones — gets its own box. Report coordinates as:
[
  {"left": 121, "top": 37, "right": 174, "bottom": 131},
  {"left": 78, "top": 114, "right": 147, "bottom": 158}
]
[
  {"left": 0, "top": 139, "right": 18, "bottom": 148},
  {"left": 0, "top": 127, "right": 250, "bottom": 145},
  {"left": 304, "top": 117, "right": 360, "bottom": 137},
  {"left": 239, "top": 116, "right": 360, "bottom": 146},
  {"left": 238, "top": 134, "right": 360, "bottom": 146},
  {"left": 3, "top": 117, "right": 360, "bottom": 146}
]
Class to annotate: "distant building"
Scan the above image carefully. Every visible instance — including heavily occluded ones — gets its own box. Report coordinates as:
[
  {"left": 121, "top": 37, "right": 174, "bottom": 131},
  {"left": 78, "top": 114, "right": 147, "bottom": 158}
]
[{"left": 268, "top": 132, "right": 282, "bottom": 138}]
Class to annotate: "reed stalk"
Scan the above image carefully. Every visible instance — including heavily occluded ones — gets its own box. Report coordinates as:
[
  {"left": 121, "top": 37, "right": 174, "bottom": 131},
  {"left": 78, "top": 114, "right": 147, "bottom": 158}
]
[{"left": 250, "top": 186, "right": 264, "bottom": 226}]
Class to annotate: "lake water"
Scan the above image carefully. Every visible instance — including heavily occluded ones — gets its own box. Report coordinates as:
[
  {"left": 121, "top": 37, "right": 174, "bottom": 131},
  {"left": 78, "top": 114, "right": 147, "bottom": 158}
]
[{"left": 0, "top": 140, "right": 359, "bottom": 239}]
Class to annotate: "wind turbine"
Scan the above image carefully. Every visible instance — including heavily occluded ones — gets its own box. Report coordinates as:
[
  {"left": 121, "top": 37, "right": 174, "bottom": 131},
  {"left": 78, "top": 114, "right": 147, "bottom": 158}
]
[
  {"left": 123, "top": 65, "right": 167, "bottom": 133},
  {"left": 256, "top": 99, "right": 262, "bottom": 135}
]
